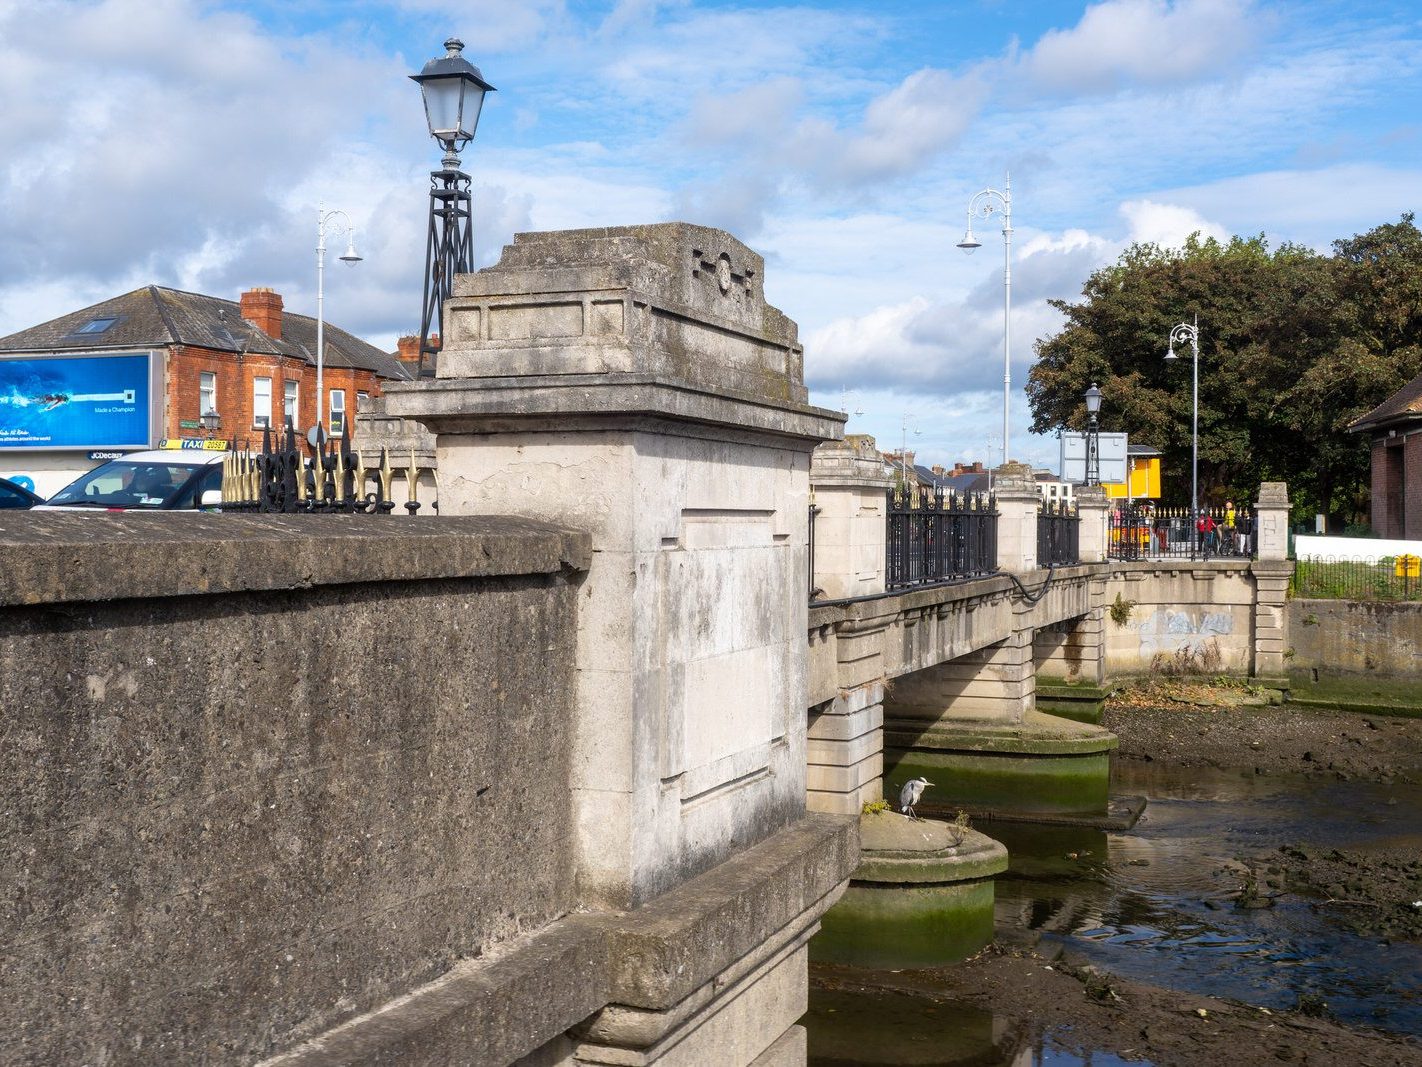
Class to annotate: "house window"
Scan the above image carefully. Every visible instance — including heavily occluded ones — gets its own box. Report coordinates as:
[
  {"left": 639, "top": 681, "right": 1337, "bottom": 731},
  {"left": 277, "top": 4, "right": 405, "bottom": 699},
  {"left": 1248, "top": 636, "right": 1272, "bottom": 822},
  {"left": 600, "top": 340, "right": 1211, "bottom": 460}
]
[
  {"left": 73, "top": 316, "right": 117, "bottom": 335},
  {"left": 283, "top": 380, "right": 299, "bottom": 425},
  {"left": 253, "top": 376, "right": 272, "bottom": 429},
  {"left": 329, "top": 389, "right": 346, "bottom": 437},
  {"left": 357, "top": 390, "right": 370, "bottom": 410},
  {"left": 199, "top": 371, "right": 217, "bottom": 418}
]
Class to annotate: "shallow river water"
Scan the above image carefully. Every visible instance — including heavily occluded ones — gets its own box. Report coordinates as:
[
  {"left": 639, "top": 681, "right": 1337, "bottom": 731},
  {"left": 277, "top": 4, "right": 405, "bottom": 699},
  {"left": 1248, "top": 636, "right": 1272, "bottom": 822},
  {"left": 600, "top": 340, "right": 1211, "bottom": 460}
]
[{"left": 804, "top": 763, "right": 1422, "bottom": 1065}]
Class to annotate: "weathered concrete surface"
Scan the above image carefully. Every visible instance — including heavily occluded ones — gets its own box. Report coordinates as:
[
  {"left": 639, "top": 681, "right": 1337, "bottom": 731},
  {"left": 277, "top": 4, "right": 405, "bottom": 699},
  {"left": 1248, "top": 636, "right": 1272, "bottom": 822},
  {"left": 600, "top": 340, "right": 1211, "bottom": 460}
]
[
  {"left": 815, "top": 815, "right": 1007, "bottom": 969},
  {"left": 262, "top": 813, "right": 856, "bottom": 1067},
  {"left": 1102, "top": 561, "right": 1257, "bottom": 675},
  {"left": 0, "top": 515, "right": 588, "bottom": 1066},
  {"left": 381, "top": 222, "right": 858, "bottom": 1066},
  {"left": 808, "top": 435, "right": 893, "bottom": 601},
  {"left": 1287, "top": 598, "right": 1422, "bottom": 676},
  {"left": 390, "top": 223, "right": 848, "bottom": 918},
  {"left": 0, "top": 512, "right": 589, "bottom": 605}
]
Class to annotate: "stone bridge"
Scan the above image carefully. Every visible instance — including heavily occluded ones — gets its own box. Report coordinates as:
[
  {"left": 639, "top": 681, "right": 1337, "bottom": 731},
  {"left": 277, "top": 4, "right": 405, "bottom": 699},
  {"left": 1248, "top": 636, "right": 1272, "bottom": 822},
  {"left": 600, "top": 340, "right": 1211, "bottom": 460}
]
[
  {"left": 801, "top": 437, "right": 1293, "bottom": 821},
  {"left": 0, "top": 220, "right": 1296, "bottom": 1067}
]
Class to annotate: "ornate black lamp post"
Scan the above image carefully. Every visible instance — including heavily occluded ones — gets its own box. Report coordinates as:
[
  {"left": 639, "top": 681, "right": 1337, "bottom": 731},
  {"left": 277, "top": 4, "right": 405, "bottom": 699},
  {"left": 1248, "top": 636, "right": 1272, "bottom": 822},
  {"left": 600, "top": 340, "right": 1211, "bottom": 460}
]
[
  {"left": 410, "top": 38, "right": 495, "bottom": 376},
  {"left": 201, "top": 409, "right": 222, "bottom": 440},
  {"left": 1083, "top": 382, "right": 1102, "bottom": 487}
]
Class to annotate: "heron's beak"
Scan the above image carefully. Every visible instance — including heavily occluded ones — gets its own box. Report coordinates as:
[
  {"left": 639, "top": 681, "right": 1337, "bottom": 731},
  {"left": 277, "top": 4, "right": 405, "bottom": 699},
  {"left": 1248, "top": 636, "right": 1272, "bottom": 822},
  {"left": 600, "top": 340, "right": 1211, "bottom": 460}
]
[{"left": 926, "top": 780, "right": 935, "bottom": 786}]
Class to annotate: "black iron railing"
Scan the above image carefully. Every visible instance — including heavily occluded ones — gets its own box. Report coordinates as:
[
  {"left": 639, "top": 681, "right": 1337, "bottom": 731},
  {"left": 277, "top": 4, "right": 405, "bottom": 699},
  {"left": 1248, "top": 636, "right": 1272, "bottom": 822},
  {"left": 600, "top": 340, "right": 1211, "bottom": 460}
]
[
  {"left": 886, "top": 483, "right": 997, "bottom": 590},
  {"left": 221, "top": 422, "right": 424, "bottom": 514},
  {"left": 1037, "top": 498, "right": 1080, "bottom": 566},
  {"left": 1291, "top": 555, "right": 1421, "bottom": 602},
  {"left": 1108, "top": 503, "right": 1255, "bottom": 561}
]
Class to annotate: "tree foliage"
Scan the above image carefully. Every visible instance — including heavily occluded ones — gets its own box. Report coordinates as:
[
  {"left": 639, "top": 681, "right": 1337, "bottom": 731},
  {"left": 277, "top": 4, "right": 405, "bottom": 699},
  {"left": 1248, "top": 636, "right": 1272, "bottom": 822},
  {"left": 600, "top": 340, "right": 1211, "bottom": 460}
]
[{"left": 1027, "top": 215, "right": 1422, "bottom": 521}]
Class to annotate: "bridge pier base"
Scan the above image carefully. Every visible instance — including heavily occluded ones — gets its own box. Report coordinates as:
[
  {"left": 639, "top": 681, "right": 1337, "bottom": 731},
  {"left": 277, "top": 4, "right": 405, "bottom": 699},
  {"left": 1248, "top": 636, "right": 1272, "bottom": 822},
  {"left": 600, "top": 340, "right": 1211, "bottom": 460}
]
[{"left": 881, "top": 599, "right": 1117, "bottom": 821}]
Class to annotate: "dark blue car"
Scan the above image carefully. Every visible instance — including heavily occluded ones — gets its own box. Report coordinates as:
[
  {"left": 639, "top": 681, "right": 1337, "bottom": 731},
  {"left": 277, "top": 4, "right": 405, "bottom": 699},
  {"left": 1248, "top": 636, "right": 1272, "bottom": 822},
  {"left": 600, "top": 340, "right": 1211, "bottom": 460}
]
[{"left": 0, "top": 476, "right": 44, "bottom": 510}]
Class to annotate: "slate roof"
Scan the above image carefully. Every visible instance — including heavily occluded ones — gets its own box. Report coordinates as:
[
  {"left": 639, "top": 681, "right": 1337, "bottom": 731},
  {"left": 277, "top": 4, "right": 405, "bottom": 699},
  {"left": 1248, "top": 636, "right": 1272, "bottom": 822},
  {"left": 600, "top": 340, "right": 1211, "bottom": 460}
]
[
  {"left": 1350, "top": 370, "right": 1422, "bottom": 433},
  {"left": 0, "top": 285, "right": 411, "bottom": 381},
  {"left": 939, "top": 471, "right": 990, "bottom": 493}
]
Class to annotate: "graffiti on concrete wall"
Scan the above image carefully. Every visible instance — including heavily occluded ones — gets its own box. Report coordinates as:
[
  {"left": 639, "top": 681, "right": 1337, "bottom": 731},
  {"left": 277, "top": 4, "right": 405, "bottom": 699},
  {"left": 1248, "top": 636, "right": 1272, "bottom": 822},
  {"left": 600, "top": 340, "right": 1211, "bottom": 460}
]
[{"left": 1134, "top": 608, "right": 1235, "bottom": 658}]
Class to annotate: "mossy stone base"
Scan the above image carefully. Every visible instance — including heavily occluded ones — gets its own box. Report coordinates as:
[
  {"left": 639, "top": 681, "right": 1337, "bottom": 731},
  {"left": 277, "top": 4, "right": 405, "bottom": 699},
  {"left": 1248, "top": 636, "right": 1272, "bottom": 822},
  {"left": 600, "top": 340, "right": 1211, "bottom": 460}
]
[
  {"left": 1286, "top": 669, "right": 1422, "bottom": 719},
  {"left": 884, "top": 710, "right": 1117, "bottom": 819},
  {"left": 1036, "top": 681, "right": 1109, "bottom": 725},
  {"left": 812, "top": 815, "right": 1008, "bottom": 970}
]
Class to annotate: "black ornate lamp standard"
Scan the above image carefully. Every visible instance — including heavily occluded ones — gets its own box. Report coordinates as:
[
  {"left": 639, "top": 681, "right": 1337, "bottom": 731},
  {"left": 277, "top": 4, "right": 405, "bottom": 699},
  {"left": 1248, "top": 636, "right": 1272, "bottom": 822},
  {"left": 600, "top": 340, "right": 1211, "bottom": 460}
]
[
  {"left": 410, "top": 38, "right": 495, "bottom": 378},
  {"left": 1083, "top": 382, "right": 1102, "bottom": 487}
]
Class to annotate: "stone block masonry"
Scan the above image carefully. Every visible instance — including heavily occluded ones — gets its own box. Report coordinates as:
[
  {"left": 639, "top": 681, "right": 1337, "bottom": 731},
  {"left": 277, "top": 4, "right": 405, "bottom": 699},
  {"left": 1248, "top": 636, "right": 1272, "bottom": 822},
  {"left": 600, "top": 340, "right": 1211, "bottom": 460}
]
[
  {"left": 385, "top": 222, "right": 858, "bottom": 1066},
  {"left": 0, "top": 513, "right": 589, "bottom": 1065}
]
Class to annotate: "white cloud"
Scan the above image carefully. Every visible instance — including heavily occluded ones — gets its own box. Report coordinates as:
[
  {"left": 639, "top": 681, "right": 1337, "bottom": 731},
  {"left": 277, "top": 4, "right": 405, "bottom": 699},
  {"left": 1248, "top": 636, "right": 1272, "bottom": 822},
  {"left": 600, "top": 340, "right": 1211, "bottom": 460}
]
[
  {"left": 1024, "top": 0, "right": 1263, "bottom": 93},
  {"left": 1120, "top": 199, "right": 1230, "bottom": 247},
  {"left": 834, "top": 68, "right": 986, "bottom": 183}
]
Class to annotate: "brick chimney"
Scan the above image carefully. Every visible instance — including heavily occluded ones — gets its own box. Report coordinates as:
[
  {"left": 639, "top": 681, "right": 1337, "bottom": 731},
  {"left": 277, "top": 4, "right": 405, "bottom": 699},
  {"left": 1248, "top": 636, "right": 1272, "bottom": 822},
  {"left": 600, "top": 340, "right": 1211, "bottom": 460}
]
[
  {"left": 396, "top": 335, "right": 422, "bottom": 369},
  {"left": 240, "top": 287, "right": 283, "bottom": 339}
]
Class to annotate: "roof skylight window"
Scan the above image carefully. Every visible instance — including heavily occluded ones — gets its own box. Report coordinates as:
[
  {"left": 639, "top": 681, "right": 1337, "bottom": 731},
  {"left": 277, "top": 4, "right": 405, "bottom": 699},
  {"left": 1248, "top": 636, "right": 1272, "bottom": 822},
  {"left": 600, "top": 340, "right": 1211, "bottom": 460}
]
[{"left": 73, "top": 317, "right": 117, "bottom": 335}]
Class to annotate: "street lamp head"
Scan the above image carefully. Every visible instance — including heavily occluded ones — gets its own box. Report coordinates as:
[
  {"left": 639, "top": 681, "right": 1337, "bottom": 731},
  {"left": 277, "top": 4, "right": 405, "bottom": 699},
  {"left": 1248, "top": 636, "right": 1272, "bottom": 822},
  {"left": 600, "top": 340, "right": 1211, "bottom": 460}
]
[
  {"left": 1164, "top": 343, "right": 1178, "bottom": 362},
  {"left": 1084, "top": 382, "right": 1102, "bottom": 415},
  {"left": 410, "top": 38, "right": 496, "bottom": 158},
  {"left": 957, "top": 229, "right": 982, "bottom": 253},
  {"left": 339, "top": 236, "right": 362, "bottom": 265},
  {"left": 201, "top": 409, "right": 221, "bottom": 433}
]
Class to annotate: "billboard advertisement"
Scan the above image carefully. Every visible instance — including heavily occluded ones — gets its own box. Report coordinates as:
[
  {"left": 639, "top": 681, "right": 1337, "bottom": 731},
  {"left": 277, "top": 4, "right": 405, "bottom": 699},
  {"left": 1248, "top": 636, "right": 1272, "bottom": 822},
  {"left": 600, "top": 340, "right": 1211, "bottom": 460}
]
[
  {"left": 1060, "top": 431, "right": 1129, "bottom": 484},
  {"left": 0, "top": 352, "right": 157, "bottom": 451}
]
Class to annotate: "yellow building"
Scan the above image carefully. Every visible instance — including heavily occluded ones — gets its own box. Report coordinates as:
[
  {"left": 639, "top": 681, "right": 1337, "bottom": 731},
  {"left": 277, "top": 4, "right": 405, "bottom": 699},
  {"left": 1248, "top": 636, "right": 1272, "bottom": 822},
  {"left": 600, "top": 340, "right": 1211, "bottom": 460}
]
[{"left": 1104, "top": 446, "right": 1162, "bottom": 500}]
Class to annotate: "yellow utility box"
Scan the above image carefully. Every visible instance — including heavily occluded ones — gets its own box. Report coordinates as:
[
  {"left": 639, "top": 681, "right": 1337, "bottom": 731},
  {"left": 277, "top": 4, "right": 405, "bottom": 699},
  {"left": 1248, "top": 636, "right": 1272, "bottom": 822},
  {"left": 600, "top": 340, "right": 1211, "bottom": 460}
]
[{"left": 1104, "top": 456, "right": 1161, "bottom": 500}]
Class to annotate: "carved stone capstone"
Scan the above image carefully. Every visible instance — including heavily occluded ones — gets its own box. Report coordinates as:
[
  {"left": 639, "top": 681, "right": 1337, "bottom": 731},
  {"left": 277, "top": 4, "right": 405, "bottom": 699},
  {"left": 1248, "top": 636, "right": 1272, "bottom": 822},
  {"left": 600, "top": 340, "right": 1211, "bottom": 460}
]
[{"left": 435, "top": 222, "right": 807, "bottom": 406}]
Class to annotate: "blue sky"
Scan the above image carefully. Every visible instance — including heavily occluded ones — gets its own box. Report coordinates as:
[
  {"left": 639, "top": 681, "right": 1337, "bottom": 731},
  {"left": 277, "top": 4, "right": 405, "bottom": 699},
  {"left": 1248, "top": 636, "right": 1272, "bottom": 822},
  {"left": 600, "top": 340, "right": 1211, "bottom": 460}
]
[{"left": 2, "top": 0, "right": 1420, "bottom": 469}]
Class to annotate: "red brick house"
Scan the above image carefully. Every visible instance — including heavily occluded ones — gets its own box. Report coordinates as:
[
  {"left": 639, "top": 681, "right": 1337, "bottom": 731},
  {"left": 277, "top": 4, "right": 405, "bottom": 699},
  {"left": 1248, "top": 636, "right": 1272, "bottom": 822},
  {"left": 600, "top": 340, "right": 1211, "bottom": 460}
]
[
  {"left": 0, "top": 285, "right": 415, "bottom": 496},
  {"left": 1351, "top": 370, "right": 1422, "bottom": 539}
]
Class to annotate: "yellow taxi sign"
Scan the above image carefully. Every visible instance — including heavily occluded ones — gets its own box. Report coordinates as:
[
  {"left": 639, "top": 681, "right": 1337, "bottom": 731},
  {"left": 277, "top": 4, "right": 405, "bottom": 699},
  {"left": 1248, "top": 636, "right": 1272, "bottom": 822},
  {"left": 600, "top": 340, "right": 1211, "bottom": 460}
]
[
  {"left": 159, "top": 438, "right": 229, "bottom": 451},
  {"left": 1395, "top": 554, "right": 1420, "bottom": 579}
]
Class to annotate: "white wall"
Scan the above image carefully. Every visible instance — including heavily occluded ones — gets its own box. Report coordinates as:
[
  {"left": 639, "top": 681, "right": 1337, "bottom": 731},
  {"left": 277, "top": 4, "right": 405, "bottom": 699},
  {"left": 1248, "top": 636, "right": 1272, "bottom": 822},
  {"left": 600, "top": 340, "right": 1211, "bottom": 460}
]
[{"left": 1295, "top": 534, "right": 1422, "bottom": 561}]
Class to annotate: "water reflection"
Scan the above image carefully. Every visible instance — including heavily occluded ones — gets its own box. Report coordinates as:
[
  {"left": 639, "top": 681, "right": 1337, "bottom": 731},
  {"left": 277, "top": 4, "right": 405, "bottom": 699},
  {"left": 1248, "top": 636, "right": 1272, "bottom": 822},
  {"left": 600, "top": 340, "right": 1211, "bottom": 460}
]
[
  {"left": 805, "top": 984, "right": 1148, "bottom": 1067},
  {"left": 992, "top": 765, "right": 1422, "bottom": 1035}
]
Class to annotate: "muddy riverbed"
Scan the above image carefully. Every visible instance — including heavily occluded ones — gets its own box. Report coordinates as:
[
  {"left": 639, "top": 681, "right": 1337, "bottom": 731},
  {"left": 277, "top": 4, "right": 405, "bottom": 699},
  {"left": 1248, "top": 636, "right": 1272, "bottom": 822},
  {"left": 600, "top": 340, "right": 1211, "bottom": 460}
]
[{"left": 806, "top": 695, "right": 1422, "bottom": 1066}]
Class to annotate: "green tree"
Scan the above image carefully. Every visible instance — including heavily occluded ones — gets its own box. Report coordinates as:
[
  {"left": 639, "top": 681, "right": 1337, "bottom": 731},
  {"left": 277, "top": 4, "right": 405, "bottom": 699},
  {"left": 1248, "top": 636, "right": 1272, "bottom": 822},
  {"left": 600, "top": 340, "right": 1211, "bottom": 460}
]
[{"left": 1027, "top": 216, "right": 1422, "bottom": 523}]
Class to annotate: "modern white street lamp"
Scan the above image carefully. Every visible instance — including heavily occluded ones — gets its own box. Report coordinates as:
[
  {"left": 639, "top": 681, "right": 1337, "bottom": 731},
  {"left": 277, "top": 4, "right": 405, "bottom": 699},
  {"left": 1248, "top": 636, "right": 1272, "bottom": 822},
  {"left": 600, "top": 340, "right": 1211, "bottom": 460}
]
[
  {"left": 958, "top": 173, "right": 1013, "bottom": 468},
  {"left": 1165, "top": 315, "right": 1201, "bottom": 553},
  {"left": 314, "top": 204, "right": 362, "bottom": 438},
  {"left": 899, "top": 412, "right": 921, "bottom": 489}
]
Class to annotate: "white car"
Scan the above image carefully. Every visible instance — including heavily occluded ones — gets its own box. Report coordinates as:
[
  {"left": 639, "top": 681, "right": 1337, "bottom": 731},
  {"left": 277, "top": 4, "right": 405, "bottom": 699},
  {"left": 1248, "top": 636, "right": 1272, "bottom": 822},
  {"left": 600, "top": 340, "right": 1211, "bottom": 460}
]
[{"left": 36, "top": 449, "right": 228, "bottom": 512}]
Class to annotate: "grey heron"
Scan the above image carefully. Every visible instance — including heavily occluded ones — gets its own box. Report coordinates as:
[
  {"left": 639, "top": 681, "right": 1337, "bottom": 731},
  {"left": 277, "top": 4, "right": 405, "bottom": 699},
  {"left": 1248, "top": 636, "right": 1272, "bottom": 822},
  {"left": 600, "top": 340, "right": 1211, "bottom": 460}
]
[{"left": 898, "top": 777, "right": 934, "bottom": 819}]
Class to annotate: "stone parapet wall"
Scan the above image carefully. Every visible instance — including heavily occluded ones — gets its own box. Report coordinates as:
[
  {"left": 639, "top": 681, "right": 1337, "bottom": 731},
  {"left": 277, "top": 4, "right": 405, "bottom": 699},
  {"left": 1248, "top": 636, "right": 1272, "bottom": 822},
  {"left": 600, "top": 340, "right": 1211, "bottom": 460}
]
[
  {"left": 0, "top": 514, "right": 589, "bottom": 1066},
  {"left": 1101, "top": 561, "right": 1278, "bottom": 676},
  {"left": 1287, "top": 598, "right": 1422, "bottom": 676}
]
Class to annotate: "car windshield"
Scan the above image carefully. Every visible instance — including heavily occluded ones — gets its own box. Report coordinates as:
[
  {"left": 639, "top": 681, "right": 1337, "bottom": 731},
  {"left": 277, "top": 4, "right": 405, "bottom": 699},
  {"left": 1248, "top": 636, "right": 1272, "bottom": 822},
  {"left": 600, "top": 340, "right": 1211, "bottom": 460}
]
[{"left": 47, "top": 461, "right": 205, "bottom": 509}]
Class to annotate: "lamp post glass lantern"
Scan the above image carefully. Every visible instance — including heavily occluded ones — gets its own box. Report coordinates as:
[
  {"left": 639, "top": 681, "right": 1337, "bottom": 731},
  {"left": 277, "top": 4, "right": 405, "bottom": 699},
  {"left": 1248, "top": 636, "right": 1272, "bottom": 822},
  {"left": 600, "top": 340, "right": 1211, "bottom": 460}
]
[
  {"left": 958, "top": 173, "right": 1013, "bottom": 467},
  {"left": 1165, "top": 315, "right": 1201, "bottom": 556},
  {"left": 315, "top": 205, "right": 362, "bottom": 437},
  {"left": 1083, "top": 382, "right": 1102, "bottom": 487},
  {"left": 410, "top": 38, "right": 495, "bottom": 375}
]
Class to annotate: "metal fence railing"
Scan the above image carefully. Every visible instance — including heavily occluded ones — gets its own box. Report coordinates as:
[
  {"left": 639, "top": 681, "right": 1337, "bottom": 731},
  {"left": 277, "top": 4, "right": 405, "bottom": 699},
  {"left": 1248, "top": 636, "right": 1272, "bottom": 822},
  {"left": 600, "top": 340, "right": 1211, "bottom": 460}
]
[
  {"left": 1291, "top": 556, "right": 1422, "bottom": 602},
  {"left": 886, "top": 484, "right": 997, "bottom": 590},
  {"left": 222, "top": 421, "right": 424, "bottom": 514},
  {"left": 1038, "top": 499, "right": 1080, "bottom": 566},
  {"left": 1108, "top": 503, "right": 1255, "bottom": 561}
]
